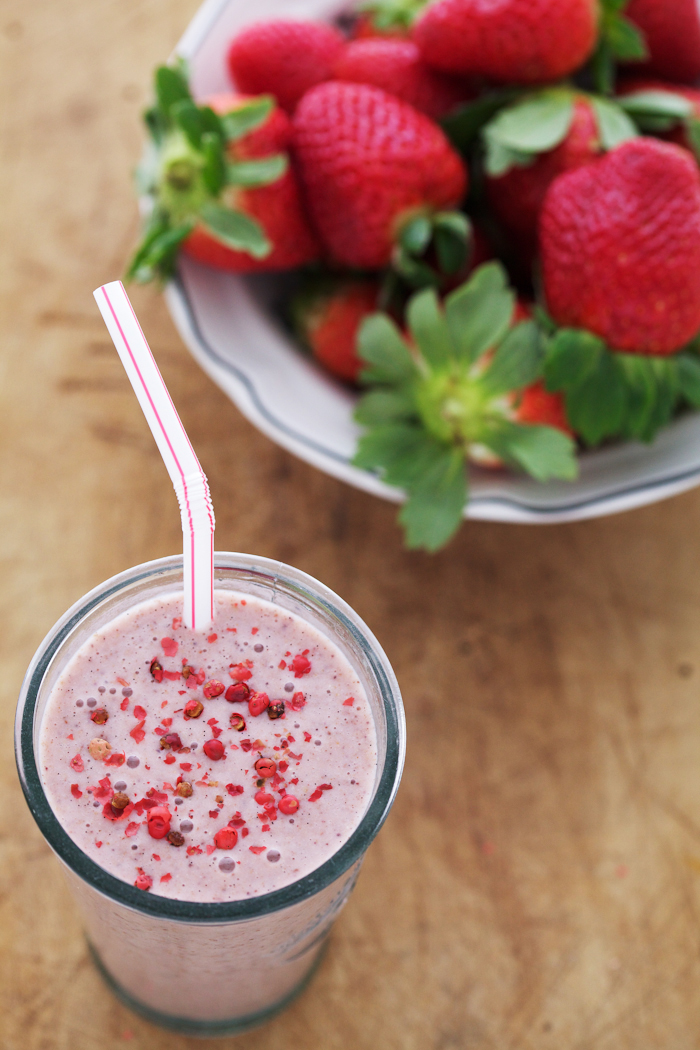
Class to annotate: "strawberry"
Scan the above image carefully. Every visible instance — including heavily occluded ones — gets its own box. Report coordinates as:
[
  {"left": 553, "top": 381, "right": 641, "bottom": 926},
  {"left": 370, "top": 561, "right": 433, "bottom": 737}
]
[
  {"left": 183, "top": 95, "right": 319, "bottom": 273},
  {"left": 128, "top": 67, "right": 318, "bottom": 283},
  {"left": 293, "top": 279, "right": 380, "bottom": 384},
  {"left": 413, "top": 0, "right": 598, "bottom": 84},
  {"left": 625, "top": 0, "right": 700, "bottom": 85},
  {"left": 486, "top": 97, "right": 601, "bottom": 244},
  {"left": 292, "top": 82, "right": 468, "bottom": 269},
  {"left": 226, "top": 20, "right": 345, "bottom": 114},
  {"left": 540, "top": 137, "right": 700, "bottom": 355},
  {"left": 515, "top": 381, "right": 572, "bottom": 435},
  {"left": 333, "top": 39, "right": 472, "bottom": 120}
]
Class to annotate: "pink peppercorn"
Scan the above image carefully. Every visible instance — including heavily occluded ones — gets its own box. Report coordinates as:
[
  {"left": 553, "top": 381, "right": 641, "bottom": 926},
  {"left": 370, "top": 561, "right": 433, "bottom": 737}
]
[
  {"left": 214, "top": 827, "right": 238, "bottom": 850},
  {"left": 279, "top": 795, "right": 299, "bottom": 815},
  {"left": 147, "top": 806, "right": 171, "bottom": 840},
  {"left": 203, "top": 680, "right": 225, "bottom": 699},
  {"left": 203, "top": 739, "right": 225, "bottom": 761},
  {"left": 248, "top": 692, "right": 270, "bottom": 717}
]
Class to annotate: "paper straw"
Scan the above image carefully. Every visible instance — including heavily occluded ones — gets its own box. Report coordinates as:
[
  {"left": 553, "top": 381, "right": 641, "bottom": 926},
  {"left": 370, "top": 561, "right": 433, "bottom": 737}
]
[{"left": 93, "top": 280, "right": 215, "bottom": 630}]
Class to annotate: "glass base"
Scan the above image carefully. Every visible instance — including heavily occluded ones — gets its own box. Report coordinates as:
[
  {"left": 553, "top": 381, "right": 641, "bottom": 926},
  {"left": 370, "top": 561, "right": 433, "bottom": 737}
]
[{"left": 88, "top": 940, "right": 326, "bottom": 1038}]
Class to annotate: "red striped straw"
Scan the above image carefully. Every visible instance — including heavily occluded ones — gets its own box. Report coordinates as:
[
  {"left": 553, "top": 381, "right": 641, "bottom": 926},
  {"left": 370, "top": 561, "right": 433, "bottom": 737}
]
[{"left": 93, "top": 281, "right": 215, "bottom": 630}]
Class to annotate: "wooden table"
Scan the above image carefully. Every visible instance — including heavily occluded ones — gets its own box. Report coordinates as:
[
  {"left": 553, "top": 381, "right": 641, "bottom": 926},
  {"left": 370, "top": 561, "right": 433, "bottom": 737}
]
[{"left": 3, "top": 2, "right": 700, "bottom": 1047}]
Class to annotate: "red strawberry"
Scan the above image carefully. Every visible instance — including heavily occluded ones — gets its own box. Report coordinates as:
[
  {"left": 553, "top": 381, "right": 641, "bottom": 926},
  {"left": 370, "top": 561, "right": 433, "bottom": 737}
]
[
  {"left": 515, "top": 381, "right": 572, "bottom": 435},
  {"left": 333, "top": 39, "right": 472, "bottom": 120},
  {"left": 487, "top": 98, "right": 601, "bottom": 244},
  {"left": 293, "top": 82, "right": 467, "bottom": 269},
  {"left": 509, "top": 304, "right": 572, "bottom": 435},
  {"left": 540, "top": 138, "right": 700, "bottom": 355},
  {"left": 625, "top": 0, "right": 700, "bottom": 85},
  {"left": 184, "top": 95, "right": 319, "bottom": 273},
  {"left": 413, "top": 0, "right": 598, "bottom": 83},
  {"left": 294, "top": 280, "right": 380, "bottom": 383},
  {"left": 227, "top": 20, "right": 345, "bottom": 114}
]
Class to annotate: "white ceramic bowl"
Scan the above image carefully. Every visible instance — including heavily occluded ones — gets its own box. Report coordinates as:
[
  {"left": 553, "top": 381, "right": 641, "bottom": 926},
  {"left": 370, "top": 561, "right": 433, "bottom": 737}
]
[{"left": 165, "top": 0, "right": 700, "bottom": 525}]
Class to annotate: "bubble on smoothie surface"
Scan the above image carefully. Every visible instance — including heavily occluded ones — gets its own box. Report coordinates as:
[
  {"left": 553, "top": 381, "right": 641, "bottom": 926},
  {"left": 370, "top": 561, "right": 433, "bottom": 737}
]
[
  {"left": 122, "top": 687, "right": 132, "bottom": 697},
  {"left": 254, "top": 644, "right": 264, "bottom": 653},
  {"left": 267, "top": 851, "right": 281, "bottom": 863},
  {"left": 114, "top": 781, "right": 127, "bottom": 791},
  {"left": 126, "top": 756, "right": 140, "bottom": 769},
  {"left": 179, "top": 821, "right": 193, "bottom": 833},
  {"left": 284, "top": 683, "right": 294, "bottom": 692},
  {"left": 87, "top": 698, "right": 97, "bottom": 708},
  {"left": 76, "top": 699, "right": 84, "bottom": 707},
  {"left": 98, "top": 686, "right": 106, "bottom": 693},
  {"left": 219, "top": 858, "right": 235, "bottom": 872}
]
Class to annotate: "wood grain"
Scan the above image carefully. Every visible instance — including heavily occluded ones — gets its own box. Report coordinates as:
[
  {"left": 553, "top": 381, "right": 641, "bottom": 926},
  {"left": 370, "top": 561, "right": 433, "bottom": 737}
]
[{"left": 4, "top": 1, "right": 700, "bottom": 1047}]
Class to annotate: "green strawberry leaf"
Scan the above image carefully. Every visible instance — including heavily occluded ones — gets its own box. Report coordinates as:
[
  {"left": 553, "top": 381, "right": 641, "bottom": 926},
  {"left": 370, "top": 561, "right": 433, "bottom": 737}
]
[
  {"left": 353, "top": 423, "right": 443, "bottom": 487},
  {"left": 590, "top": 96, "right": 637, "bottom": 149},
  {"left": 155, "top": 64, "right": 192, "bottom": 118},
  {"left": 358, "top": 0, "right": 428, "bottom": 31},
  {"left": 444, "top": 262, "right": 515, "bottom": 364},
  {"left": 483, "top": 139, "right": 537, "bottom": 178},
  {"left": 358, "top": 314, "right": 417, "bottom": 385},
  {"left": 480, "top": 320, "right": 545, "bottom": 396},
  {"left": 199, "top": 203, "right": 270, "bottom": 258},
  {"left": 606, "top": 13, "right": 649, "bottom": 61},
  {"left": 398, "top": 447, "right": 467, "bottom": 552},
  {"left": 563, "top": 351, "right": 628, "bottom": 445},
  {"left": 354, "top": 388, "right": 418, "bottom": 426},
  {"left": 685, "top": 117, "right": 700, "bottom": 164},
  {"left": 618, "top": 89, "right": 693, "bottom": 121},
  {"left": 126, "top": 214, "right": 194, "bottom": 284},
  {"left": 483, "top": 91, "right": 575, "bottom": 166},
  {"left": 201, "top": 133, "right": 227, "bottom": 196},
  {"left": 484, "top": 421, "right": 578, "bottom": 481},
  {"left": 392, "top": 248, "right": 441, "bottom": 289},
  {"left": 441, "top": 90, "right": 521, "bottom": 152},
  {"left": 591, "top": 40, "right": 616, "bottom": 97},
  {"left": 433, "top": 213, "right": 472, "bottom": 276},
  {"left": 544, "top": 328, "right": 606, "bottom": 390},
  {"left": 400, "top": 215, "right": 433, "bottom": 256},
  {"left": 171, "top": 100, "right": 210, "bottom": 149},
  {"left": 675, "top": 352, "right": 700, "bottom": 407},
  {"left": 144, "top": 106, "right": 168, "bottom": 145},
  {"left": 406, "top": 288, "right": 453, "bottom": 369},
  {"left": 220, "top": 96, "right": 275, "bottom": 142},
  {"left": 227, "top": 154, "right": 288, "bottom": 187},
  {"left": 617, "top": 355, "right": 678, "bottom": 441}
]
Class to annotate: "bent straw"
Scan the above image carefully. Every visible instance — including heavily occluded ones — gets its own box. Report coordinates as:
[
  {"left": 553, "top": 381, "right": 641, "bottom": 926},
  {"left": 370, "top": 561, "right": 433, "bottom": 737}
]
[{"left": 93, "top": 280, "right": 215, "bottom": 630}]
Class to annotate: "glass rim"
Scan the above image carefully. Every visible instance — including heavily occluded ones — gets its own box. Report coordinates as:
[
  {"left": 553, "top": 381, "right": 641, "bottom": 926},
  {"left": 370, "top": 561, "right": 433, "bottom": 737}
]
[{"left": 16, "top": 553, "right": 406, "bottom": 924}]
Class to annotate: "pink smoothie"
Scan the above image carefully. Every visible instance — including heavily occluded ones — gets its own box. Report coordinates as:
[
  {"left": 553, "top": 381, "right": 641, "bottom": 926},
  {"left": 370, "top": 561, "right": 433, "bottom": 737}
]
[{"left": 39, "top": 590, "right": 377, "bottom": 903}]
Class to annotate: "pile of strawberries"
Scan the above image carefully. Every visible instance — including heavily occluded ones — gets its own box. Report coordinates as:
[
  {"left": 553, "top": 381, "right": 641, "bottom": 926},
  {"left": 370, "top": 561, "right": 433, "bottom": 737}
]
[{"left": 130, "top": 0, "right": 700, "bottom": 551}]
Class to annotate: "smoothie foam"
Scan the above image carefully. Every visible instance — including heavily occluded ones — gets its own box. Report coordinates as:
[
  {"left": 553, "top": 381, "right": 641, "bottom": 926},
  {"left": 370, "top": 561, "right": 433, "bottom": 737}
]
[{"left": 39, "top": 589, "right": 377, "bottom": 903}]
